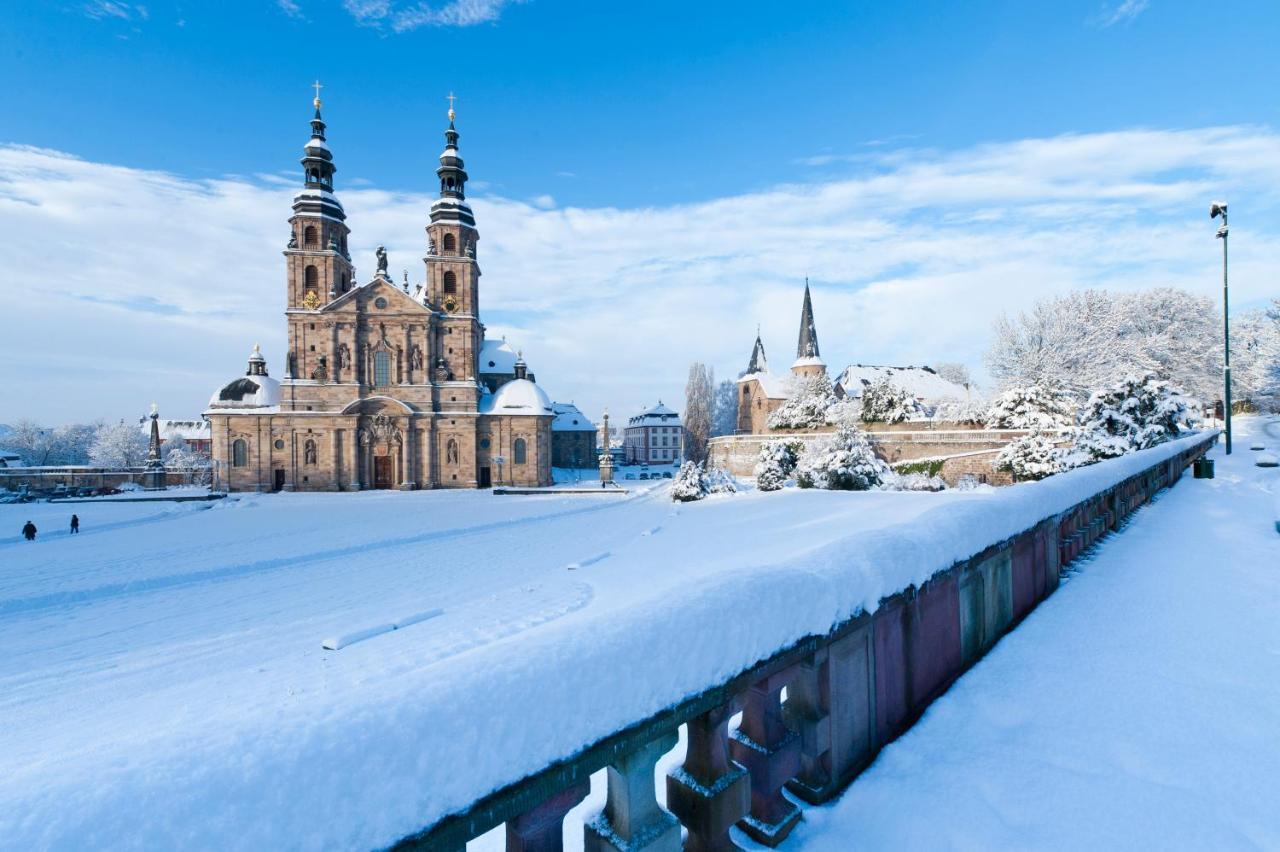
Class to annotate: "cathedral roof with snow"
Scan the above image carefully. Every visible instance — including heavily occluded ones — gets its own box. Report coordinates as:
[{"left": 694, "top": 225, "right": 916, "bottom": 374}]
[
  {"left": 479, "top": 338, "right": 518, "bottom": 374},
  {"left": 738, "top": 370, "right": 792, "bottom": 399},
  {"left": 479, "top": 378, "right": 554, "bottom": 416},
  {"left": 206, "top": 376, "right": 281, "bottom": 411},
  {"left": 834, "top": 365, "right": 968, "bottom": 405},
  {"left": 551, "top": 402, "right": 596, "bottom": 432},
  {"left": 628, "top": 402, "right": 681, "bottom": 427}
]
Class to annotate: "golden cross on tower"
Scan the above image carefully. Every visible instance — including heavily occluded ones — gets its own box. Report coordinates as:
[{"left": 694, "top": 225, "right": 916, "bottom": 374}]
[
  {"left": 312, "top": 79, "right": 323, "bottom": 108},
  {"left": 447, "top": 91, "right": 457, "bottom": 122}
]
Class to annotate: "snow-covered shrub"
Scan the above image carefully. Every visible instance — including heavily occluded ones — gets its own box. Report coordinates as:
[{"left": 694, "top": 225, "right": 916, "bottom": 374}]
[
  {"left": 859, "top": 377, "right": 925, "bottom": 423},
  {"left": 88, "top": 421, "right": 151, "bottom": 468},
  {"left": 823, "top": 399, "right": 863, "bottom": 428},
  {"left": 933, "top": 395, "right": 989, "bottom": 426},
  {"left": 671, "top": 461, "right": 708, "bottom": 502},
  {"left": 704, "top": 466, "right": 739, "bottom": 494},
  {"left": 986, "top": 385, "right": 1075, "bottom": 429},
  {"left": 767, "top": 375, "right": 835, "bottom": 430},
  {"left": 753, "top": 440, "right": 801, "bottom": 491},
  {"left": 796, "top": 425, "right": 889, "bottom": 491},
  {"left": 996, "top": 430, "right": 1076, "bottom": 481},
  {"left": 1073, "top": 373, "right": 1194, "bottom": 462},
  {"left": 883, "top": 471, "right": 947, "bottom": 492}
]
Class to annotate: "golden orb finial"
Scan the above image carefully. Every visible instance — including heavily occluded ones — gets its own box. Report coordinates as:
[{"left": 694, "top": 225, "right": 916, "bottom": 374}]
[
  {"left": 447, "top": 91, "right": 457, "bottom": 122},
  {"left": 312, "top": 79, "right": 323, "bottom": 110}
]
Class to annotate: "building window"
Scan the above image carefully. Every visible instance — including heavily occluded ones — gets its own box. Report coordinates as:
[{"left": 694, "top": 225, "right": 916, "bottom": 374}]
[
  {"left": 374, "top": 350, "right": 391, "bottom": 386},
  {"left": 304, "top": 265, "right": 318, "bottom": 291},
  {"left": 514, "top": 437, "right": 527, "bottom": 465},
  {"left": 303, "top": 226, "right": 318, "bottom": 248},
  {"left": 443, "top": 271, "right": 457, "bottom": 294},
  {"left": 232, "top": 439, "right": 247, "bottom": 467},
  {"left": 442, "top": 233, "right": 456, "bottom": 253}
]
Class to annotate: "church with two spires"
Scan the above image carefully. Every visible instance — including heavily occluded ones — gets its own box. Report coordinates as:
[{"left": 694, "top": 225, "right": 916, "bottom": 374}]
[{"left": 205, "top": 92, "right": 558, "bottom": 491}]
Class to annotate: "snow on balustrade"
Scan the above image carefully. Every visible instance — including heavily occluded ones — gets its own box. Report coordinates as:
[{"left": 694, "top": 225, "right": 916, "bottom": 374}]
[{"left": 0, "top": 432, "right": 1216, "bottom": 849}]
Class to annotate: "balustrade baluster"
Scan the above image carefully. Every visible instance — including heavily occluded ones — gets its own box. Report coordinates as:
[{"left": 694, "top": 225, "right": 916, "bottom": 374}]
[
  {"left": 585, "top": 731, "right": 681, "bottom": 852},
  {"left": 507, "top": 781, "right": 590, "bottom": 852},
  {"left": 667, "top": 701, "right": 749, "bottom": 852},
  {"left": 730, "top": 669, "right": 801, "bottom": 846}
]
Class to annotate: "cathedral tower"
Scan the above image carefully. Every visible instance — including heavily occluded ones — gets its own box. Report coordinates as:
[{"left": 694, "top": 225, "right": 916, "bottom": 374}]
[
  {"left": 424, "top": 97, "right": 482, "bottom": 388},
  {"left": 284, "top": 84, "right": 353, "bottom": 378}
]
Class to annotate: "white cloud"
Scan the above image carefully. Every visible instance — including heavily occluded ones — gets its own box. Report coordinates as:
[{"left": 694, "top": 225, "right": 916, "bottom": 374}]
[
  {"left": 342, "top": 0, "right": 521, "bottom": 31},
  {"left": 2, "top": 126, "right": 1279, "bottom": 426},
  {"left": 277, "top": 0, "right": 305, "bottom": 19},
  {"left": 1096, "top": 0, "right": 1150, "bottom": 27},
  {"left": 81, "top": 1, "right": 142, "bottom": 21}
]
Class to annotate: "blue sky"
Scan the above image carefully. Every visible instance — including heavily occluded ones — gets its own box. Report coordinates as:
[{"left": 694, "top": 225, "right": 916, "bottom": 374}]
[
  {"left": 2, "top": 1, "right": 1280, "bottom": 424},
  {"left": 5, "top": 1, "right": 1279, "bottom": 208}
]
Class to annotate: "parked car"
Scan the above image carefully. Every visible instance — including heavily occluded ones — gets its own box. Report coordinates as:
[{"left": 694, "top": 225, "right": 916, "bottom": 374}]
[
  {"left": 638, "top": 473, "right": 650, "bottom": 480},
  {"left": 624, "top": 473, "right": 635, "bottom": 480},
  {"left": 662, "top": 472, "right": 673, "bottom": 479}
]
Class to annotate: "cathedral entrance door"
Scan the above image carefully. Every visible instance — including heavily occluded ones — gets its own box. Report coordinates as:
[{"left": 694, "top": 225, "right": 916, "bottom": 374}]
[
  {"left": 373, "top": 455, "right": 394, "bottom": 490},
  {"left": 478, "top": 467, "right": 491, "bottom": 488},
  {"left": 273, "top": 469, "right": 285, "bottom": 492}
]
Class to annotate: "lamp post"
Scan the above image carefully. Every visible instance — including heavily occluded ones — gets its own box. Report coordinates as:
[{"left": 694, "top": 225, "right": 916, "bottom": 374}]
[{"left": 1210, "top": 201, "right": 1231, "bottom": 454}]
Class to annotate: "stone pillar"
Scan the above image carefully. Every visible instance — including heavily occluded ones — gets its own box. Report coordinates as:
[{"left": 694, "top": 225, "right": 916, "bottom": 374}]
[
  {"left": 507, "top": 781, "right": 590, "bottom": 852},
  {"left": 783, "top": 650, "right": 832, "bottom": 802},
  {"left": 400, "top": 423, "right": 417, "bottom": 490},
  {"left": 667, "top": 701, "right": 749, "bottom": 852},
  {"left": 584, "top": 731, "right": 681, "bottom": 852},
  {"left": 345, "top": 428, "right": 360, "bottom": 490},
  {"left": 731, "top": 668, "right": 801, "bottom": 846},
  {"left": 331, "top": 430, "right": 341, "bottom": 492}
]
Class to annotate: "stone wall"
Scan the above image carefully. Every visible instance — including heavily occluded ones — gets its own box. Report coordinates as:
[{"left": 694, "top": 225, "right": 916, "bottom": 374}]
[{"left": 0, "top": 467, "right": 202, "bottom": 492}]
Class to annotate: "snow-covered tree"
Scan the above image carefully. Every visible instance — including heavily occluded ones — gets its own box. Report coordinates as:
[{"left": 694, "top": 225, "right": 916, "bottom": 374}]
[
  {"left": 933, "top": 395, "right": 989, "bottom": 426},
  {"left": 985, "top": 385, "right": 1075, "bottom": 429},
  {"left": 766, "top": 374, "right": 835, "bottom": 430},
  {"left": 933, "top": 362, "right": 972, "bottom": 388},
  {"left": 671, "top": 460, "right": 708, "bottom": 502},
  {"left": 796, "top": 425, "right": 889, "bottom": 491},
  {"left": 0, "top": 419, "right": 98, "bottom": 466},
  {"left": 859, "top": 376, "right": 926, "bottom": 423},
  {"left": 711, "top": 379, "right": 739, "bottom": 437},
  {"left": 986, "top": 288, "right": 1220, "bottom": 404},
  {"left": 1073, "top": 373, "right": 1194, "bottom": 462},
  {"left": 684, "top": 363, "right": 714, "bottom": 463},
  {"left": 88, "top": 420, "right": 151, "bottom": 468},
  {"left": 164, "top": 444, "right": 212, "bottom": 485},
  {"left": 754, "top": 439, "right": 802, "bottom": 491},
  {"left": 1231, "top": 305, "right": 1280, "bottom": 412},
  {"left": 995, "top": 431, "right": 1075, "bottom": 481},
  {"left": 883, "top": 471, "right": 947, "bottom": 492},
  {"left": 703, "top": 466, "right": 739, "bottom": 494}
]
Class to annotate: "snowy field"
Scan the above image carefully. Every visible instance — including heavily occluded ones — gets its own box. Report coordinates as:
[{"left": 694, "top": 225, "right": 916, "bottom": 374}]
[{"left": 0, "top": 426, "right": 1245, "bottom": 850}]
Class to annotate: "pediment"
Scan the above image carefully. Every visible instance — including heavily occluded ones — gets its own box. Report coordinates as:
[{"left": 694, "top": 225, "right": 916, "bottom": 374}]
[{"left": 323, "top": 277, "right": 431, "bottom": 316}]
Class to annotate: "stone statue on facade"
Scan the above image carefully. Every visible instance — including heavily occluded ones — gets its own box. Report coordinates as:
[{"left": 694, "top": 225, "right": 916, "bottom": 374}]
[
  {"left": 376, "top": 245, "right": 388, "bottom": 277},
  {"left": 311, "top": 356, "right": 328, "bottom": 382},
  {"left": 410, "top": 345, "right": 424, "bottom": 372},
  {"left": 337, "top": 343, "right": 351, "bottom": 370},
  {"left": 288, "top": 231, "right": 298, "bottom": 249}
]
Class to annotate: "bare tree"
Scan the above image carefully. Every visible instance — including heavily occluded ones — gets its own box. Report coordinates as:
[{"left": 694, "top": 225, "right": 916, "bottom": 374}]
[
  {"left": 684, "top": 363, "right": 714, "bottom": 464},
  {"left": 711, "top": 379, "right": 738, "bottom": 437},
  {"left": 933, "top": 362, "right": 972, "bottom": 388}
]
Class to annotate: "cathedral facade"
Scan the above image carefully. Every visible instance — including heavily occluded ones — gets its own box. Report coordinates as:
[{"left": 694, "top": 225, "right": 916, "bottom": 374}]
[{"left": 206, "top": 95, "right": 555, "bottom": 492}]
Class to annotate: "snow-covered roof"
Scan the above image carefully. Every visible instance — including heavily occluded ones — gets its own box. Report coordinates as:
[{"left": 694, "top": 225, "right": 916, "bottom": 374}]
[
  {"left": 551, "top": 403, "right": 596, "bottom": 432},
  {"left": 792, "top": 355, "right": 827, "bottom": 368},
  {"left": 207, "top": 376, "right": 282, "bottom": 410},
  {"left": 628, "top": 401, "right": 681, "bottom": 427},
  {"left": 834, "top": 365, "right": 968, "bottom": 405},
  {"left": 479, "top": 339, "right": 518, "bottom": 374},
  {"left": 479, "top": 379, "right": 553, "bottom": 416},
  {"left": 292, "top": 188, "right": 344, "bottom": 210},
  {"left": 137, "top": 419, "right": 211, "bottom": 441},
  {"left": 305, "top": 137, "right": 331, "bottom": 153},
  {"left": 738, "top": 370, "right": 792, "bottom": 400}
]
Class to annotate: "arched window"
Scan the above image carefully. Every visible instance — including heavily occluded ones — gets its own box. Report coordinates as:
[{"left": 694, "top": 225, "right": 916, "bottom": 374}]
[
  {"left": 442, "top": 233, "right": 456, "bottom": 253},
  {"left": 232, "top": 439, "right": 247, "bottom": 467},
  {"left": 442, "top": 271, "right": 457, "bottom": 294},
  {"left": 303, "top": 226, "right": 318, "bottom": 248},
  {"left": 374, "top": 350, "right": 391, "bottom": 387},
  {"left": 304, "top": 265, "right": 318, "bottom": 291},
  {"left": 513, "top": 437, "right": 527, "bottom": 465}
]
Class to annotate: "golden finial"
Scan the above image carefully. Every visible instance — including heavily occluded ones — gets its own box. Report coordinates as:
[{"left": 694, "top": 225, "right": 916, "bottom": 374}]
[
  {"left": 312, "top": 79, "right": 323, "bottom": 110},
  {"left": 447, "top": 91, "right": 457, "bottom": 122}
]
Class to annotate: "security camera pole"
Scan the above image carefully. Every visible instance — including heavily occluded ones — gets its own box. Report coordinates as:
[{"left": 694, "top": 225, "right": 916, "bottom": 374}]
[{"left": 1211, "top": 201, "right": 1232, "bottom": 454}]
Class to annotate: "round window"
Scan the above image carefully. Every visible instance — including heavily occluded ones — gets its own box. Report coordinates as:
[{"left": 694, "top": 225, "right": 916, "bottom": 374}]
[
  {"left": 274, "top": 439, "right": 285, "bottom": 450},
  {"left": 488, "top": 360, "right": 496, "bottom": 368},
  {"left": 375, "top": 297, "right": 388, "bottom": 308},
  {"left": 480, "top": 438, "right": 491, "bottom": 449}
]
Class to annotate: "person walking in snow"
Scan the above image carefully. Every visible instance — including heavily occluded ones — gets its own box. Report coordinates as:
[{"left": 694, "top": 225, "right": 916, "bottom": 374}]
[
  {"left": 22, "top": 520, "right": 37, "bottom": 541},
  {"left": 70, "top": 514, "right": 80, "bottom": 534}
]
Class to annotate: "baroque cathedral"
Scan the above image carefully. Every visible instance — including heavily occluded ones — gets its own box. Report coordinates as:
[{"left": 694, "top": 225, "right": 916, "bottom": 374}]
[{"left": 205, "top": 92, "right": 557, "bottom": 491}]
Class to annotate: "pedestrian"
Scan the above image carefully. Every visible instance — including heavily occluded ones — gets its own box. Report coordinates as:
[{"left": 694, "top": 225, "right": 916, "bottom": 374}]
[
  {"left": 70, "top": 514, "right": 80, "bottom": 534},
  {"left": 22, "top": 520, "right": 37, "bottom": 541}
]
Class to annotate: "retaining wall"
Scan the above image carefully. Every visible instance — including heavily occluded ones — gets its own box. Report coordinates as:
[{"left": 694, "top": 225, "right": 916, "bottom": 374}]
[{"left": 398, "top": 432, "right": 1216, "bottom": 852}]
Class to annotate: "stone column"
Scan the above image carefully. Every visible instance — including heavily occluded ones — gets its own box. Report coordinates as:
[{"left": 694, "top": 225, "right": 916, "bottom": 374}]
[
  {"left": 345, "top": 428, "right": 361, "bottom": 491},
  {"left": 331, "top": 430, "right": 341, "bottom": 491},
  {"left": 506, "top": 781, "right": 590, "bottom": 852},
  {"left": 584, "top": 730, "right": 681, "bottom": 852},
  {"left": 400, "top": 422, "right": 417, "bottom": 490},
  {"left": 667, "top": 701, "right": 750, "bottom": 852},
  {"left": 731, "top": 668, "right": 801, "bottom": 846}
]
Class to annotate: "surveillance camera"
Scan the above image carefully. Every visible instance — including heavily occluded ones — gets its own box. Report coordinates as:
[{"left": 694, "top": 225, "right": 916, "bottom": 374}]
[{"left": 1210, "top": 201, "right": 1228, "bottom": 218}]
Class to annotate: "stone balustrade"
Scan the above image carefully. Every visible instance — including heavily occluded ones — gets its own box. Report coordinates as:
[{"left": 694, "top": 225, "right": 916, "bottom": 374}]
[{"left": 394, "top": 434, "right": 1216, "bottom": 852}]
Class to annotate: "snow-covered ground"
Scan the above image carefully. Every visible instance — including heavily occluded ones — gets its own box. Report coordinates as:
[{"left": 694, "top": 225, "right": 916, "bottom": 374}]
[
  {"left": 786, "top": 415, "right": 1280, "bottom": 850},
  {"left": 0, "top": 427, "right": 1236, "bottom": 850}
]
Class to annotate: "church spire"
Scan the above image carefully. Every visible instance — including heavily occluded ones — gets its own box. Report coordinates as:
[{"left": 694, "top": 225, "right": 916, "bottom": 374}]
[
  {"left": 796, "top": 279, "right": 820, "bottom": 360},
  {"left": 746, "top": 328, "right": 768, "bottom": 375},
  {"left": 792, "top": 279, "right": 826, "bottom": 378},
  {"left": 293, "top": 83, "right": 346, "bottom": 226},
  {"left": 431, "top": 93, "right": 476, "bottom": 226}
]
